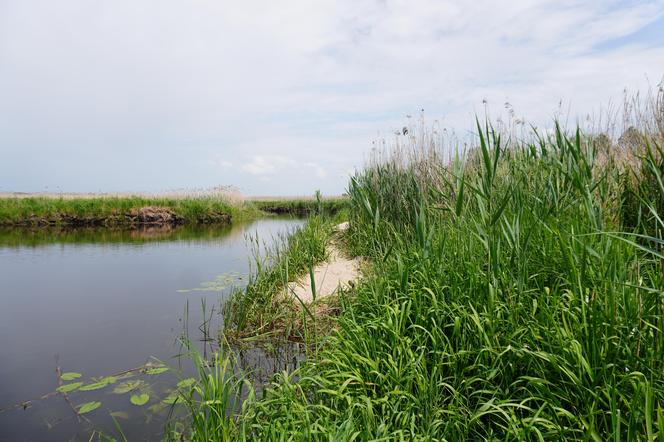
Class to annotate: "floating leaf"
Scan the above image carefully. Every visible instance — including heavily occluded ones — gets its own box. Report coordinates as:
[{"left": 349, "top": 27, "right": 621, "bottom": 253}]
[
  {"left": 177, "top": 273, "right": 242, "bottom": 293},
  {"left": 110, "top": 411, "right": 130, "bottom": 420},
  {"left": 130, "top": 393, "right": 150, "bottom": 406},
  {"left": 80, "top": 376, "right": 116, "bottom": 391},
  {"left": 113, "top": 380, "right": 143, "bottom": 394},
  {"left": 57, "top": 382, "right": 83, "bottom": 393},
  {"left": 148, "top": 402, "right": 169, "bottom": 415},
  {"left": 78, "top": 401, "right": 101, "bottom": 414},
  {"left": 61, "top": 372, "right": 82, "bottom": 381},
  {"left": 99, "top": 376, "right": 118, "bottom": 384},
  {"left": 162, "top": 393, "right": 182, "bottom": 405},
  {"left": 145, "top": 367, "right": 169, "bottom": 375},
  {"left": 176, "top": 378, "right": 196, "bottom": 389},
  {"left": 79, "top": 382, "right": 107, "bottom": 391}
]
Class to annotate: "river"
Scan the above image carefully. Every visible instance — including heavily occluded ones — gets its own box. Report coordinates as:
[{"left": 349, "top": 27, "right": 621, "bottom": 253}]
[{"left": 0, "top": 218, "right": 304, "bottom": 441}]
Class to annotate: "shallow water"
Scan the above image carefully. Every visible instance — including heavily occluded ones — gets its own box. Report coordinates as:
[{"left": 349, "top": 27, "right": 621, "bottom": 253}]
[{"left": 0, "top": 219, "right": 304, "bottom": 441}]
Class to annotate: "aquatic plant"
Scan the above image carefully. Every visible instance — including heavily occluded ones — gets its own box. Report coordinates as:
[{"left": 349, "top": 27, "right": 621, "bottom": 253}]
[
  {"left": 183, "top": 106, "right": 664, "bottom": 439},
  {"left": 223, "top": 215, "right": 334, "bottom": 342}
]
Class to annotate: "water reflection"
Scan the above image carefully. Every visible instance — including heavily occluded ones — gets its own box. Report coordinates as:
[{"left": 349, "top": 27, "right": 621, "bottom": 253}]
[
  {"left": 0, "top": 222, "right": 260, "bottom": 248},
  {"left": 0, "top": 218, "right": 304, "bottom": 441}
]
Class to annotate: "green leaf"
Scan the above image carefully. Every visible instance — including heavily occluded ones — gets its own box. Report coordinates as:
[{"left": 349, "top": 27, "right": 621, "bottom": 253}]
[
  {"left": 99, "top": 376, "right": 117, "bottom": 385},
  {"left": 79, "top": 381, "right": 107, "bottom": 391},
  {"left": 177, "top": 378, "right": 196, "bottom": 389},
  {"left": 79, "top": 376, "right": 117, "bottom": 391},
  {"left": 57, "top": 382, "right": 83, "bottom": 393},
  {"left": 162, "top": 393, "right": 182, "bottom": 405},
  {"left": 61, "top": 372, "right": 82, "bottom": 381},
  {"left": 78, "top": 401, "right": 101, "bottom": 414},
  {"left": 145, "top": 367, "right": 169, "bottom": 375},
  {"left": 130, "top": 394, "right": 150, "bottom": 406},
  {"left": 113, "top": 380, "right": 143, "bottom": 394}
]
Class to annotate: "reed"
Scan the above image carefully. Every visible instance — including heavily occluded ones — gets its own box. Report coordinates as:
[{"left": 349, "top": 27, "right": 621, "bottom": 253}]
[
  {"left": 240, "top": 125, "right": 662, "bottom": 440},
  {"left": 223, "top": 215, "right": 334, "bottom": 343},
  {"left": 178, "top": 92, "right": 664, "bottom": 440}
]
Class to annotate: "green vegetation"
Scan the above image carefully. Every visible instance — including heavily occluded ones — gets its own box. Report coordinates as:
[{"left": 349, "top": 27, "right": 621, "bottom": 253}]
[
  {"left": 0, "top": 195, "right": 346, "bottom": 228},
  {"left": 223, "top": 214, "right": 335, "bottom": 342},
  {"left": 175, "top": 116, "right": 664, "bottom": 440},
  {"left": 0, "top": 196, "right": 255, "bottom": 226},
  {"left": 249, "top": 196, "right": 348, "bottom": 216},
  {"left": 165, "top": 346, "right": 249, "bottom": 442}
]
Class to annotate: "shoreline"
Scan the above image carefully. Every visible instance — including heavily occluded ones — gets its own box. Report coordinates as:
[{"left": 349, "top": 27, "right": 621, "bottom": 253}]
[{"left": 0, "top": 194, "right": 348, "bottom": 227}]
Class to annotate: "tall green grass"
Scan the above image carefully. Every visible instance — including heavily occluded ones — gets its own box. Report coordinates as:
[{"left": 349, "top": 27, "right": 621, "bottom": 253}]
[
  {"left": 224, "top": 120, "right": 663, "bottom": 440},
  {"left": 173, "top": 108, "right": 664, "bottom": 440},
  {"left": 223, "top": 215, "right": 334, "bottom": 342},
  {"left": 163, "top": 343, "right": 252, "bottom": 442}
]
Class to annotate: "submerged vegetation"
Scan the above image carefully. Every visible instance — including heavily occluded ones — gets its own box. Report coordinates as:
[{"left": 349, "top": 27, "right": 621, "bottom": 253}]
[{"left": 173, "top": 95, "right": 664, "bottom": 440}]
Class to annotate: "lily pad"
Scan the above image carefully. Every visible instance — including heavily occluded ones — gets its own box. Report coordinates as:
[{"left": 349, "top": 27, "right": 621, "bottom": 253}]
[
  {"left": 113, "top": 380, "right": 143, "bottom": 394},
  {"left": 79, "top": 376, "right": 117, "bottom": 391},
  {"left": 57, "top": 382, "right": 83, "bottom": 393},
  {"left": 61, "top": 372, "right": 82, "bottom": 381},
  {"left": 79, "top": 382, "right": 106, "bottom": 391},
  {"left": 78, "top": 401, "right": 101, "bottom": 414},
  {"left": 177, "top": 273, "right": 242, "bottom": 293},
  {"left": 145, "top": 367, "right": 169, "bottom": 375},
  {"left": 176, "top": 378, "right": 196, "bottom": 389},
  {"left": 130, "top": 393, "right": 150, "bottom": 406},
  {"left": 162, "top": 393, "right": 183, "bottom": 405},
  {"left": 100, "top": 376, "right": 118, "bottom": 384}
]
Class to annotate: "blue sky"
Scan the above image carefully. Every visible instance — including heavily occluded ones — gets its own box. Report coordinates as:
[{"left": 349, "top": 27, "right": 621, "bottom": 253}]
[{"left": 1, "top": 0, "right": 663, "bottom": 196}]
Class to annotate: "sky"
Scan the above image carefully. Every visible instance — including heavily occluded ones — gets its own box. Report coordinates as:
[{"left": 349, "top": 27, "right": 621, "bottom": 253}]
[{"left": 1, "top": 0, "right": 663, "bottom": 196}]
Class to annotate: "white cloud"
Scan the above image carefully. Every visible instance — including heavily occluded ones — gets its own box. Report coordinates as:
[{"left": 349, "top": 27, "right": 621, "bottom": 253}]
[
  {"left": 241, "top": 155, "right": 297, "bottom": 176},
  {"left": 1, "top": 0, "right": 663, "bottom": 194},
  {"left": 305, "top": 162, "right": 328, "bottom": 179},
  {"left": 208, "top": 155, "right": 233, "bottom": 169}
]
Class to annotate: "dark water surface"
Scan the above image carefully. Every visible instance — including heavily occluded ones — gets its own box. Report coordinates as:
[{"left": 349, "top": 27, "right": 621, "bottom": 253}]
[{"left": 0, "top": 219, "right": 304, "bottom": 441}]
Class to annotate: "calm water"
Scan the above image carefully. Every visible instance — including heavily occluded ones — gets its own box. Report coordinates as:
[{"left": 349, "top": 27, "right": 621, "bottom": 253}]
[{"left": 0, "top": 219, "right": 304, "bottom": 441}]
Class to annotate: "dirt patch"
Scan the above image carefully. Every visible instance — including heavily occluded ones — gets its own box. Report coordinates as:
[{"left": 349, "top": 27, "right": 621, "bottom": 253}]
[
  {"left": 127, "top": 206, "right": 184, "bottom": 225},
  {"left": 6, "top": 206, "right": 196, "bottom": 227},
  {"left": 285, "top": 222, "right": 360, "bottom": 304}
]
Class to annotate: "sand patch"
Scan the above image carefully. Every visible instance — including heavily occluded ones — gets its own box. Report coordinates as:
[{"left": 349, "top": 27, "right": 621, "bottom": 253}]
[{"left": 286, "top": 222, "right": 359, "bottom": 304}]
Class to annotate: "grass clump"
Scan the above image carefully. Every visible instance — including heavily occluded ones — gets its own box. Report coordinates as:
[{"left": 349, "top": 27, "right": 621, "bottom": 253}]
[
  {"left": 164, "top": 345, "right": 251, "bottom": 442},
  {"left": 214, "top": 119, "right": 664, "bottom": 440},
  {"left": 223, "top": 215, "right": 335, "bottom": 342}
]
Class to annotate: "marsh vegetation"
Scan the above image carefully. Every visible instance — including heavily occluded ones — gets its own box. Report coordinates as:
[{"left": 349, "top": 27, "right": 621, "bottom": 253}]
[
  {"left": 3, "top": 92, "right": 664, "bottom": 440},
  {"left": 171, "top": 93, "right": 664, "bottom": 440}
]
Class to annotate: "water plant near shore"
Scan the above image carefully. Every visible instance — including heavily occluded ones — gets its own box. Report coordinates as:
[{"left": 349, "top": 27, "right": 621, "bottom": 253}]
[
  {"left": 223, "top": 215, "right": 335, "bottom": 342},
  {"left": 179, "top": 111, "right": 664, "bottom": 440}
]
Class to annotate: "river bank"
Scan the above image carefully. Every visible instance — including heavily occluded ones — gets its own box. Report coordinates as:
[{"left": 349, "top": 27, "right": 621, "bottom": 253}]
[{"left": 0, "top": 194, "right": 348, "bottom": 227}]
